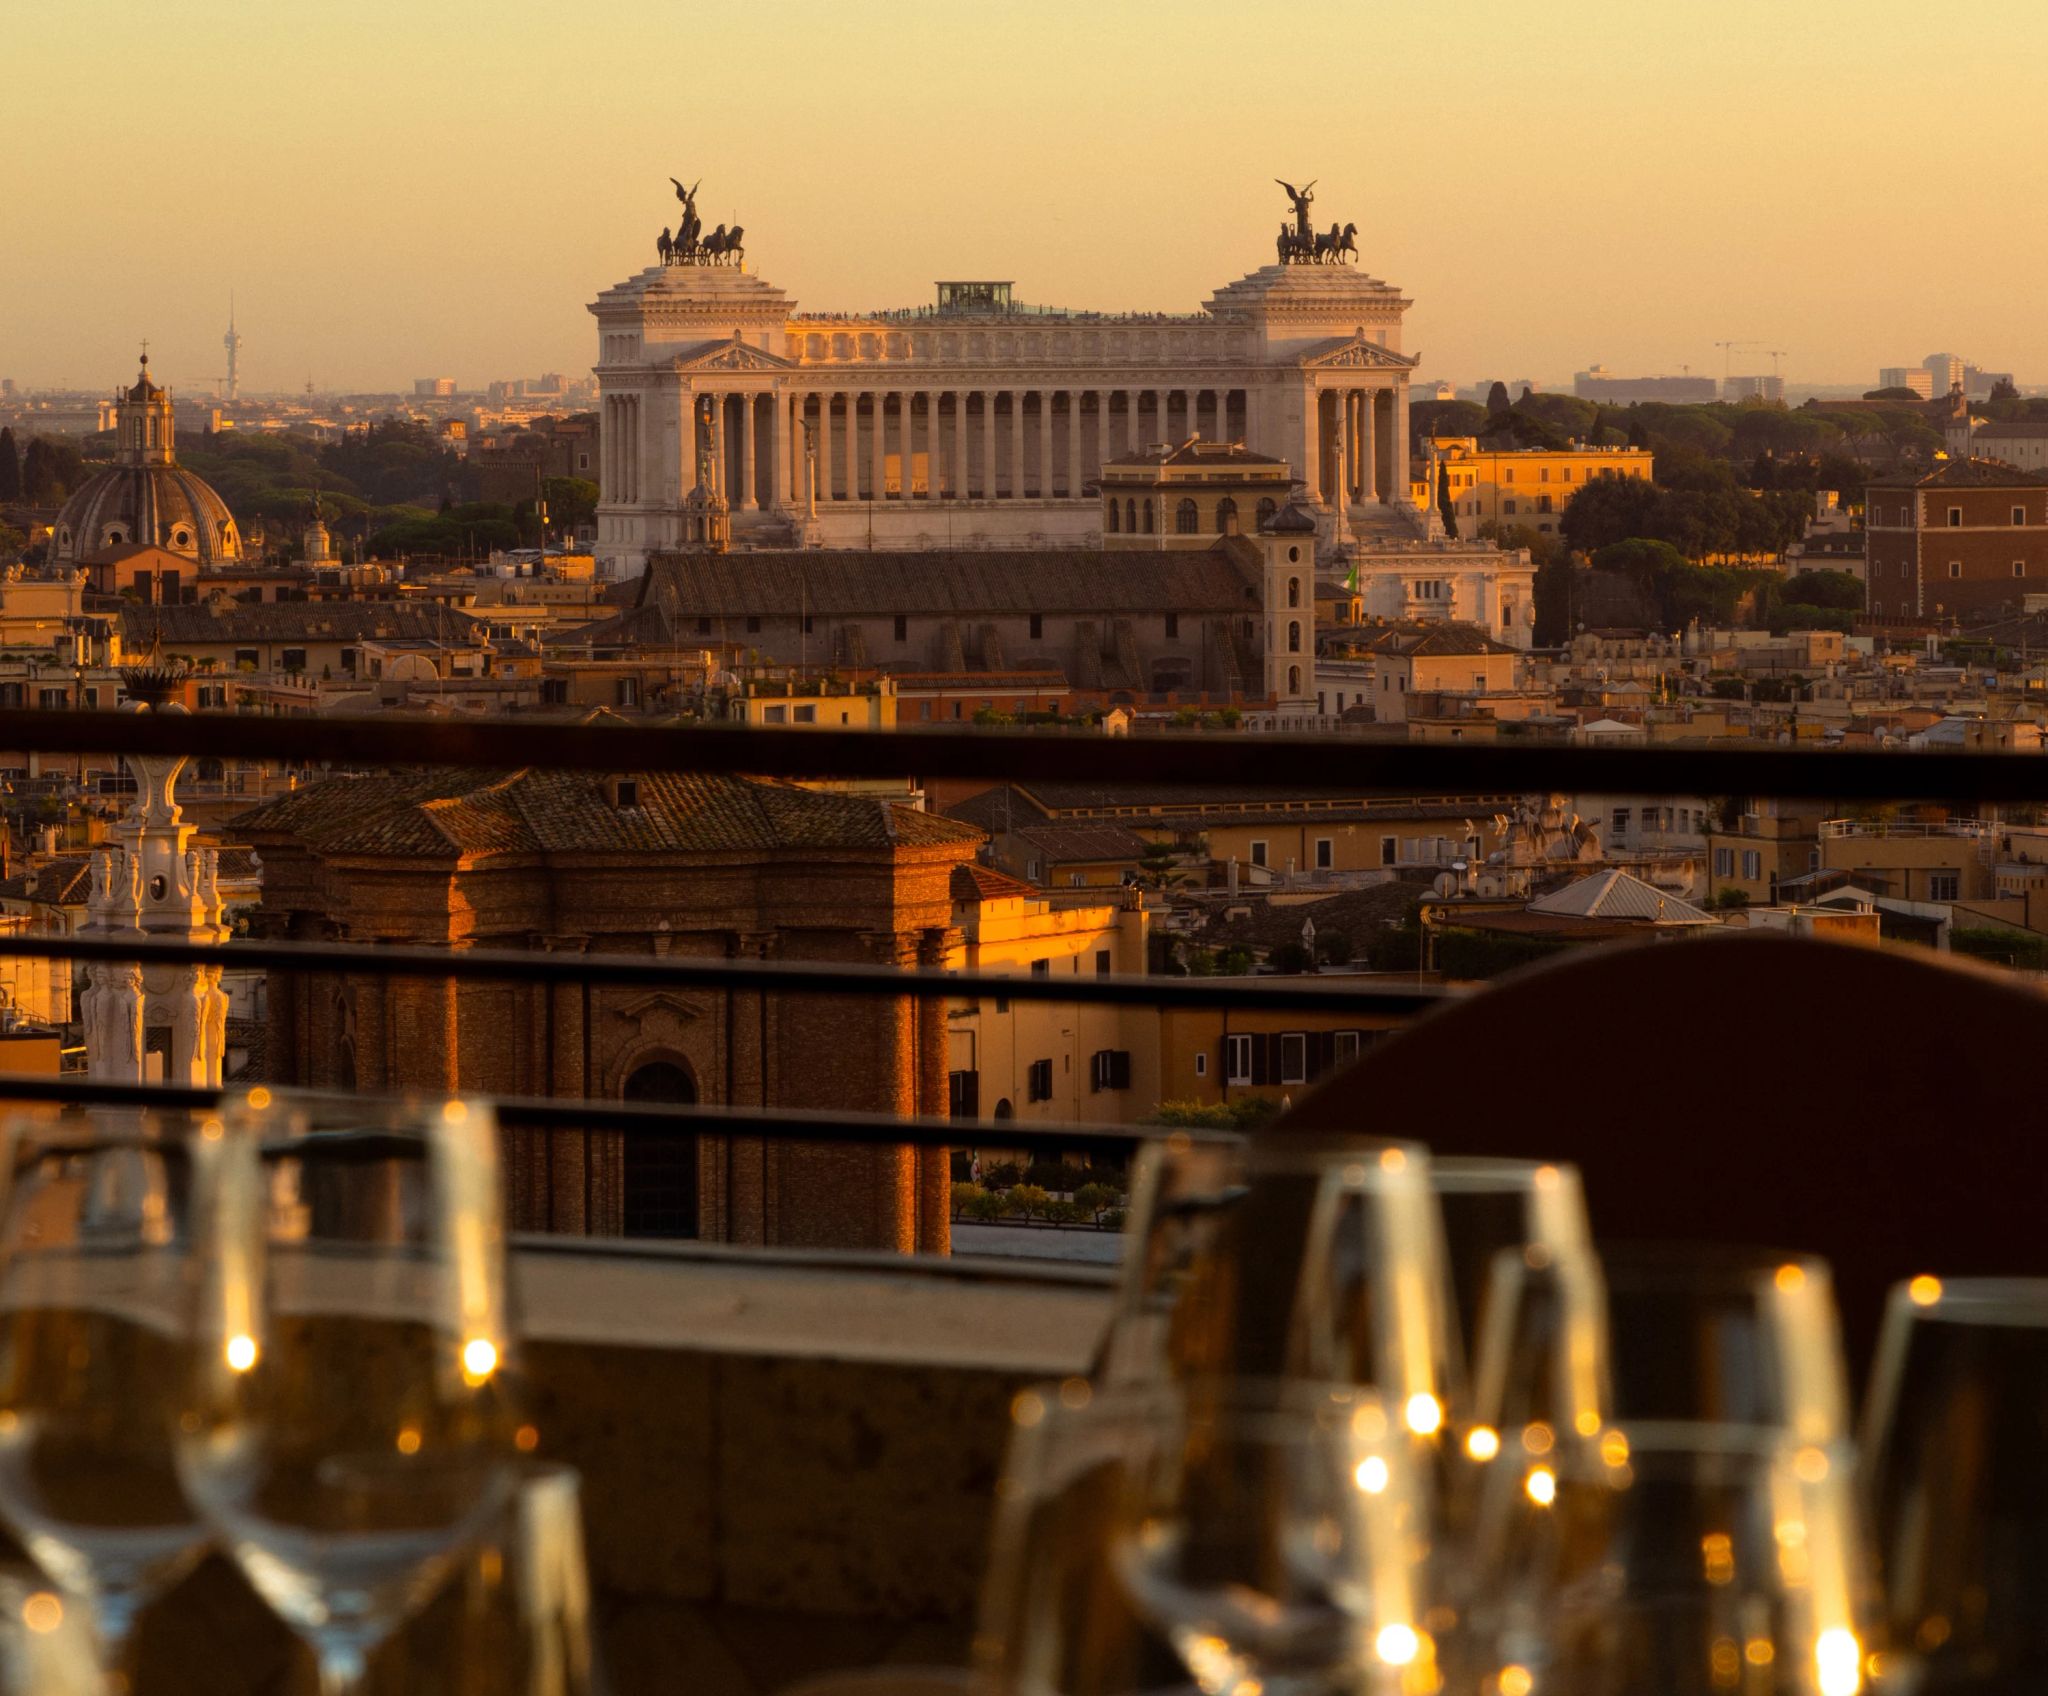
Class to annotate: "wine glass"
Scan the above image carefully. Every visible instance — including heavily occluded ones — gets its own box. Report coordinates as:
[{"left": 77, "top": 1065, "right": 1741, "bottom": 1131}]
[
  {"left": 987, "top": 1376, "right": 1430, "bottom": 1696},
  {"left": 1465, "top": 1422, "right": 1873, "bottom": 1696},
  {"left": 1101, "top": 1134, "right": 1460, "bottom": 1439},
  {"left": 0, "top": 1110, "right": 214, "bottom": 1674},
  {"left": 1601, "top": 1244, "right": 1851, "bottom": 1441},
  {"left": 1109, "top": 1378, "right": 1432, "bottom": 1696},
  {"left": 180, "top": 1089, "right": 526, "bottom": 1695},
  {"left": 976, "top": 1378, "right": 1174, "bottom": 1696},
  {"left": 1861, "top": 1276, "right": 2048, "bottom": 1694},
  {"left": 1430, "top": 1159, "right": 1608, "bottom": 1467}
]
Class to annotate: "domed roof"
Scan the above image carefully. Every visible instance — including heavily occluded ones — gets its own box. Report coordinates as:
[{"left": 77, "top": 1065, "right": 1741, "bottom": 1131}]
[
  {"left": 125, "top": 356, "right": 163, "bottom": 404},
  {"left": 52, "top": 465, "right": 243, "bottom": 566}
]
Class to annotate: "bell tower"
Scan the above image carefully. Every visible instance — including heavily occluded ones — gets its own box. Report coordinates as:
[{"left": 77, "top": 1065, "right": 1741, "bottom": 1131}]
[
  {"left": 116, "top": 350, "right": 176, "bottom": 469},
  {"left": 1260, "top": 496, "right": 1319, "bottom": 710},
  {"left": 79, "top": 655, "right": 229, "bottom": 1086}
]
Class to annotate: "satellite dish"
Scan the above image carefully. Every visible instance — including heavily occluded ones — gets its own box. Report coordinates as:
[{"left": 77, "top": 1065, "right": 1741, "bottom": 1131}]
[{"left": 1432, "top": 873, "right": 1459, "bottom": 898}]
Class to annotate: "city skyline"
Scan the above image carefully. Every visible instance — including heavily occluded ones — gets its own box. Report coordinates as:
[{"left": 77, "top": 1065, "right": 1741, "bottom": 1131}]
[{"left": 10, "top": 0, "right": 2048, "bottom": 394}]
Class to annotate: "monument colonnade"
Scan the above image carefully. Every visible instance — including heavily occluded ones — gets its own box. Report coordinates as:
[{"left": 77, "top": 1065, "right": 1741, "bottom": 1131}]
[{"left": 603, "top": 379, "right": 1405, "bottom": 514}]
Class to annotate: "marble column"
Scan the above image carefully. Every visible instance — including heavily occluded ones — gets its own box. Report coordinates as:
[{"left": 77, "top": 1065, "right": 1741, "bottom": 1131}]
[
  {"left": 1067, "top": 392, "right": 1083, "bottom": 497},
  {"left": 1301, "top": 387, "right": 1321, "bottom": 504},
  {"left": 766, "top": 389, "right": 784, "bottom": 508},
  {"left": 921, "top": 393, "right": 937, "bottom": 499},
  {"left": 676, "top": 397, "right": 695, "bottom": 500},
  {"left": 872, "top": 391, "right": 888, "bottom": 501},
  {"left": 739, "top": 393, "right": 758, "bottom": 510},
  {"left": 1393, "top": 385, "right": 1410, "bottom": 506},
  {"left": 1004, "top": 391, "right": 1022, "bottom": 499},
  {"left": 1126, "top": 388, "right": 1142, "bottom": 456},
  {"left": 954, "top": 391, "right": 968, "bottom": 497},
  {"left": 1368, "top": 393, "right": 1384, "bottom": 503},
  {"left": 1327, "top": 391, "right": 1343, "bottom": 516},
  {"left": 846, "top": 392, "right": 862, "bottom": 502},
  {"left": 980, "top": 391, "right": 996, "bottom": 499},
  {"left": 817, "top": 393, "right": 834, "bottom": 501},
  {"left": 709, "top": 394, "right": 726, "bottom": 500},
  {"left": 1037, "top": 390, "right": 1053, "bottom": 497}
]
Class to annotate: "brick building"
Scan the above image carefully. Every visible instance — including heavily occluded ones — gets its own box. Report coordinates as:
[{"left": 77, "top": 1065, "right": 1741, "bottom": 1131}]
[
  {"left": 1865, "top": 459, "right": 2048, "bottom": 623},
  {"left": 233, "top": 768, "right": 982, "bottom": 1253},
  {"left": 578, "top": 544, "right": 1273, "bottom": 694}
]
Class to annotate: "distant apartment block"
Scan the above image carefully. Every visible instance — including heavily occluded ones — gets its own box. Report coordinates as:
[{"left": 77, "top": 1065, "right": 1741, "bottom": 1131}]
[
  {"left": 1722, "top": 375, "right": 1784, "bottom": 404},
  {"left": 1877, "top": 367, "right": 1935, "bottom": 398},
  {"left": 1572, "top": 365, "right": 1717, "bottom": 404},
  {"left": 1965, "top": 364, "right": 2014, "bottom": 400},
  {"left": 1924, "top": 352, "right": 1965, "bottom": 395},
  {"left": 413, "top": 377, "right": 458, "bottom": 398}
]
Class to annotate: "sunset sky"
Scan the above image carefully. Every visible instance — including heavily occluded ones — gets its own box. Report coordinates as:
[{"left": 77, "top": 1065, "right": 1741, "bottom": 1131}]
[{"left": 10, "top": 0, "right": 2048, "bottom": 395}]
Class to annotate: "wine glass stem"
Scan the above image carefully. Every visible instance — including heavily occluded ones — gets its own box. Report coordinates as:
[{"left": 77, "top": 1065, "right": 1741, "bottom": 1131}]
[{"left": 317, "top": 1644, "right": 369, "bottom": 1696}]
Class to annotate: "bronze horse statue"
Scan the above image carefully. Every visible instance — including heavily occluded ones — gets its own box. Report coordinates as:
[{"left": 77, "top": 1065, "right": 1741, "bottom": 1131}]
[{"left": 1311, "top": 221, "right": 1359, "bottom": 264}]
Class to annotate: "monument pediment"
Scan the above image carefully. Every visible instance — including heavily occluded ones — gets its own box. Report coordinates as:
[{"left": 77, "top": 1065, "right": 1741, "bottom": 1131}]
[
  {"left": 670, "top": 338, "right": 795, "bottom": 374},
  {"left": 1300, "top": 337, "right": 1419, "bottom": 371}
]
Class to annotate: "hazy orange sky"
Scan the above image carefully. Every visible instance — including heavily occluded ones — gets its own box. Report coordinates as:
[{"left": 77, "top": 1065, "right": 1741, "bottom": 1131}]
[{"left": 10, "top": 0, "right": 2048, "bottom": 395}]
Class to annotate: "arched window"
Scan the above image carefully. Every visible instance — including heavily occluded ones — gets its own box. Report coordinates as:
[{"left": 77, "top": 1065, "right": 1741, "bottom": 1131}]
[
  {"left": 1107, "top": 499, "right": 1120, "bottom": 533},
  {"left": 1142, "top": 500, "right": 1155, "bottom": 534},
  {"left": 1125, "top": 499, "right": 1138, "bottom": 533},
  {"left": 1287, "top": 577, "right": 1301, "bottom": 608},
  {"left": 622, "top": 1061, "right": 699, "bottom": 1238},
  {"left": 1288, "top": 621, "right": 1301, "bottom": 652},
  {"left": 1288, "top": 665, "right": 1302, "bottom": 694},
  {"left": 1256, "top": 497, "right": 1278, "bottom": 527},
  {"left": 1216, "top": 496, "right": 1238, "bottom": 533},
  {"left": 1175, "top": 498, "right": 1199, "bottom": 534}
]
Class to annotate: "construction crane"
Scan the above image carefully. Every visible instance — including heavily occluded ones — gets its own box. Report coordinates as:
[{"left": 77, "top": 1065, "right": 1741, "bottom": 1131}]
[
  {"left": 1715, "top": 339, "right": 1760, "bottom": 382},
  {"left": 1767, "top": 349, "right": 1788, "bottom": 379}
]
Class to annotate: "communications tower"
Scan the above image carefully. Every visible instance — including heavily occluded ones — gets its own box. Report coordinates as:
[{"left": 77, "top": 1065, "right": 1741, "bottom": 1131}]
[{"left": 222, "top": 296, "right": 242, "bottom": 402}]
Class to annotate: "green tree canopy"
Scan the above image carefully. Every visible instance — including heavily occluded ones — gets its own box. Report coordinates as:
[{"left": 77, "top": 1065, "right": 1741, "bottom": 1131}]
[{"left": 0, "top": 429, "right": 18, "bottom": 503}]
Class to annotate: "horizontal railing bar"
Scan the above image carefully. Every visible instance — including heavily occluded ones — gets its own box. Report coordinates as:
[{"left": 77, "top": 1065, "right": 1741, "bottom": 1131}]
[
  {"left": 12, "top": 932, "right": 1457, "bottom": 1014},
  {"left": 0, "top": 1075, "right": 1219, "bottom": 1153},
  {"left": 1, "top": 707, "right": 2045, "bottom": 802}
]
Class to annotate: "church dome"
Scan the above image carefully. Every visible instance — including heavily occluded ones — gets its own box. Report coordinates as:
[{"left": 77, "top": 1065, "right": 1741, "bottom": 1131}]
[
  {"left": 53, "top": 465, "right": 243, "bottom": 565},
  {"left": 51, "top": 354, "right": 244, "bottom": 568}
]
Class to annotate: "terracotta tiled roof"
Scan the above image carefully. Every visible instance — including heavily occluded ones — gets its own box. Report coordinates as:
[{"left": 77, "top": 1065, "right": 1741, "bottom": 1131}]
[
  {"left": 1199, "top": 880, "right": 1425, "bottom": 950},
  {"left": 613, "top": 546, "right": 1263, "bottom": 624},
  {"left": 1007, "top": 822, "right": 1151, "bottom": 865},
  {"left": 119, "top": 602, "right": 491, "bottom": 645},
  {"left": 232, "top": 768, "right": 982, "bottom": 859},
  {"left": 0, "top": 856, "right": 94, "bottom": 905},
  {"left": 950, "top": 862, "right": 1041, "bottom": 903},
  {"left": 1339, "top": 621, "right": 1520, "bottom": 658},
  {"left": 1868, "top": 459, "right": 2048, "bottom": 489}
]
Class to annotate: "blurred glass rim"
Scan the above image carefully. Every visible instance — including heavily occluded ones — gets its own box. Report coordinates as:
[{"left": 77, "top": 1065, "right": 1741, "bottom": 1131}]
[
  {"left": 1007, "top": 1374, "right": 1398, "bottom": 1439},
  {"left": 0, "top": 1107, "right": 199, "bottom": 1165},
  {"left": 1428, "top": 1154, "right": 1583, "bottom": 1196},
  {"left": 1241, "top": 1133, "right": 1429, "bottom": 1182},
  {"left": 1597, "top": 1240, "right": 1834, "bottom": 1294},
  {"left": 1884, "top": 1275, "right": 2048, "bottom": 1327},
  {"left": 1554, "top": 1419, "right": 1855, "bottom": 1484}
]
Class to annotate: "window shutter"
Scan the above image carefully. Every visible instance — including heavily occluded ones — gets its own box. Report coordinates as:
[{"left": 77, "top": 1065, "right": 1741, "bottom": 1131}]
[
  {"left": 1110, "top": 1050, "right": 1132, "bottom": 1090},
  {"left": 1251, "top": 1038, "right": 1270, "bottom": 1086}
]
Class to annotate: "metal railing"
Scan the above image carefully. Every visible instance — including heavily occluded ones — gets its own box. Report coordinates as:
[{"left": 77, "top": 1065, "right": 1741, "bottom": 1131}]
[{"left": 4, "top": 704, "right": 2044, "bottom": 1191}]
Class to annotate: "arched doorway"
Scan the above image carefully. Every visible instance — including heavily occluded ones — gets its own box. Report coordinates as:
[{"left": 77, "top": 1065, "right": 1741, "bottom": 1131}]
[
  {"left": 993, "top": 1098, "right": 1014, "bottom": 1121},
  {"left": 622, "top": 1060, "right": 699, "bottom": 1239}
]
